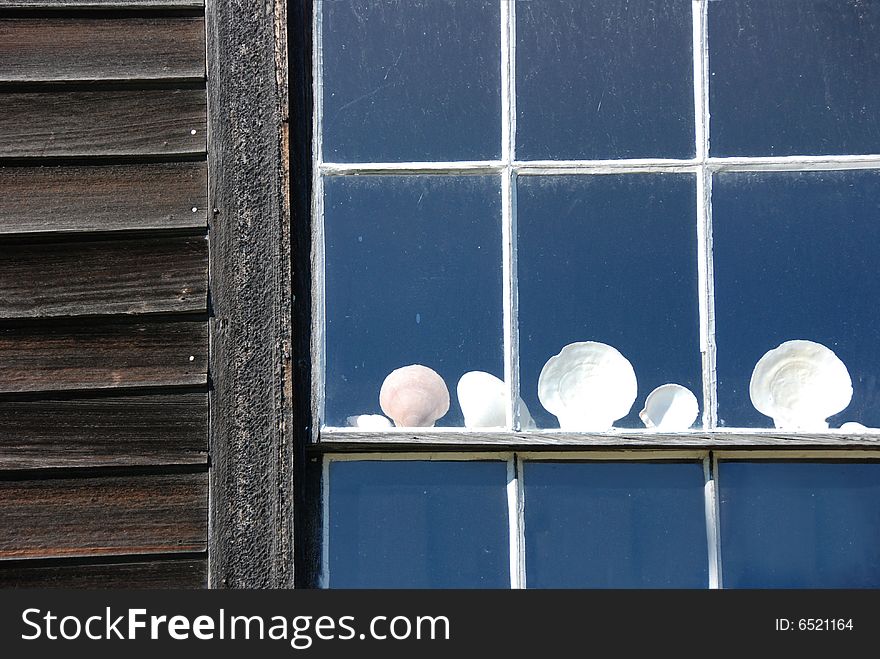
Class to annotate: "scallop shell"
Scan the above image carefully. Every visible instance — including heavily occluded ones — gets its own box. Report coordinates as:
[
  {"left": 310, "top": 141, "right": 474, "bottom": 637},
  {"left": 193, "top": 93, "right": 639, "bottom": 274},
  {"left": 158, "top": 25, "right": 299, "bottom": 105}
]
[
  {"left": 379, "top": 364, "right": 450, "bottom": 427},
  {"left": 538, "top": 341, "right": 637, "bottom": 431},
  {"left": 749, "top": 340, "right": 852, "bottom": 431},
  {"left": 839, "top": 422, "right": 869, "bottom": 433},
  {"left": 639, "top": 384, "right": 699, "bottom": 431},
  {"left": 346, "top": 414, "right": 393, "bottom": 429},
  {"left": 456, "top": 371, "right": 536, "bottom": 429}
]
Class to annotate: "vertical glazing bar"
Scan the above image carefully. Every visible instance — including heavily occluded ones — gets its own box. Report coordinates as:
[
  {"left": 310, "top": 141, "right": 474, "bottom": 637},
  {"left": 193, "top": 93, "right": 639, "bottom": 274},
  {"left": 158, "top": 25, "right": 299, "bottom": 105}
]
[
  {"left": 693, "top": 0, "right": 717, "bottom": 428},
  {"left": 320, "top": 455, "right": 331, "bottom": 588},
  {"left": 312, "top": 0, "right": 327, "bottom": 438},
  {"left": 501, "top": 0, "right": 520, "bottom": 429},
  {"left": 705, "top": 453, "right": 724, "bottom": 588},
  {"left": 507, "top": 455, "right": 527, "bottom": 588}
]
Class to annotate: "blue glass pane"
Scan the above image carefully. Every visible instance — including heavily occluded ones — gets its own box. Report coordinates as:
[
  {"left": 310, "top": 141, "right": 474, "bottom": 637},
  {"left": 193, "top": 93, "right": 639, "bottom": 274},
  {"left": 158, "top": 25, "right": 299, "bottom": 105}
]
[
  {"left": 524, "top": 461, "right": 709, "bottom": 588},
  {"left": 713, "top": 171, "right": 880, "bottom": 429},
  {"left": 719, "top": 461, "right": 880, "bottom": 588},
  {"left": 324, "top": 175, "right": 503, "bottom": 428},
  {"left": 322, "top": 0, "right": 501, "bottom": 162},
  {"left": 709, "top": 0, "right": 880, "bottom": 156},
  {"left": 516, "top": 0, "right": 695, "bottom": 160},
  {"left": 329, "top": 460, "right": 510, "bottom": 588},
  {"left": 517, "top": 174, "right": 701, "bottom": 429}
]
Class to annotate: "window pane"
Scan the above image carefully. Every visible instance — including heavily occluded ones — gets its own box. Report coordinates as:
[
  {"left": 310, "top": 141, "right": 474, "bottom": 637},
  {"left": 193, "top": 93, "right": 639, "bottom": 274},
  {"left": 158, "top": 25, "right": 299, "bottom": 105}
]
[
  {"left": 517, "top": 174, "right": 701, "bottom": 430},
  {"left": 328, "top": 460, "right": 510, "bottom": 588},
  {"left": 713, "top": 171, "right": 880, "bottom": 429},
  {"left": 709, "top": 0, "right": 880, "bottom": 156},
  {"left": 719, "top": 461, "right": 880, "bottom": 588},
  {"left": 323, "top": 175, "right": 503, "bottom": 428},
  {"left": 321, "top": 0, "right": 501, "bottom": 162},
  {"left": 523, "top": 461, "right": 709, "bottom": 588},
  {"left": 516, "top": 0, "right": 695, "bottom": 160}
]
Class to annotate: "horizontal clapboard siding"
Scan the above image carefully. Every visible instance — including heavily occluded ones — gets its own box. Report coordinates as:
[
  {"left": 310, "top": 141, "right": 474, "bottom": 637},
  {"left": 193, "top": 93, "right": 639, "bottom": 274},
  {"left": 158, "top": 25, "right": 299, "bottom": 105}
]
[
  {"left": 0, "top": 393, "right": 207, "bottom": 469},
  {"left": 0, "top": 163, "right": 207, "bottom": 235},
  {"left": 0, "top": 236, "right": 208, "bottom": 317},
  {"left": 0, "top": 18, "right": 205, "bottom": 82},
  {"left": 0, "top": 320, "right": 207, "bottom": 392},
  {"left": 0, "top": 89, "right": 206, "bottom": 157},
  {"left": 0, "top": 471, "right": 208, "bottom": 559},
  {"left": 0, "top": 557, "right": 207, "bottom": 589}
]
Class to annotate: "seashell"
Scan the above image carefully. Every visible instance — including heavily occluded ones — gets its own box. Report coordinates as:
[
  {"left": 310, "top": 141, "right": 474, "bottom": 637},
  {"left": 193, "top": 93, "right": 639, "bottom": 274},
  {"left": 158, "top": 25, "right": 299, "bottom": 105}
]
[
  {"left": 538, "top": 341, "right": 637, "bottom": 431},
  {"left": 456, "top": 371, "right": 536, "bottom": 429},
  {"left": 639, "top": 384, "right": 699, "bottom": 431},
  {"left": 749, "top": 340, "right": 852, "bottom": 431},
  {"left": 346, "top": 414, "right": 393, "bottom": 429},
  {"left": 379, "top": 364, "right": 450, "bottom": 427},
  {"left": 840, "top": 422, "right": 869, "bottom": 433}
]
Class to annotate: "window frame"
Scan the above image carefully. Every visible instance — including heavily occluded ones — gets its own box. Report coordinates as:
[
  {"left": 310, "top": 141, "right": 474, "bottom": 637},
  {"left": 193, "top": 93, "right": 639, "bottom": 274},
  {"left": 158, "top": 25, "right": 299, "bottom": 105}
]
[{"left": 207, "top": 0, "right": 880, "bottom": 588}]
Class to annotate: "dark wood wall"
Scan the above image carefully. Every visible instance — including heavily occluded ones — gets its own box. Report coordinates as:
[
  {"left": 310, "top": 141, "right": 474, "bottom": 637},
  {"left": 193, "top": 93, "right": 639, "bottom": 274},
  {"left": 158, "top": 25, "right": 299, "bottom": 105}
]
[{"left": 0, "top": 0, "right": 209, "bottom": 588}]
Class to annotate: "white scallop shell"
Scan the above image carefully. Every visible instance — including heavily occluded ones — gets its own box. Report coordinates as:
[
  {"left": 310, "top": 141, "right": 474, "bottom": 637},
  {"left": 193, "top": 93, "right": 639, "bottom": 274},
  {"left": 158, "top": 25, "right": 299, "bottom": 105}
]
[
  {"left": 639, "top": 384, "right": 699, "bottom": 431},
  {"left": 749, "top": 340, "right": 852, "bottom": 431},
  {"left": 346, "top": 414, "right": 393, "bottom": 429},
  {"left": 379, "top": 364, "right": 450, "bottom": 427},
  {"left": 538, "top": 341, "right": 637, "bottom": 431},
  {"left": 839, "top": 422, "right": 869, "bottom": 433},
  {"left": 456, "top": 371, "right": 536, "bottom": 429}
]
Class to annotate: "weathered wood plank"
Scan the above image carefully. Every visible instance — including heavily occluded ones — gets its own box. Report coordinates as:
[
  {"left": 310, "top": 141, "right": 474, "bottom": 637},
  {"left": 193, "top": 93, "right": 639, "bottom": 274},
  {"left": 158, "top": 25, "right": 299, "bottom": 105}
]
[
  {"left": 0, "top": 393, "right": 207, "bottom": 469},
  {"left": 0, "top": 1, "right": 202, "bottom": 7},
  {"left": 0, "top": 163, "right": 207, "bottom": 235},
  {"left": 0, "top": 89, "right": 206, "bottom": 158},
  {"left": 0, "top": 472, "right": 207, "bottom": 559},
  {"left": 0, "top": 557, "right": 207, "bottom": 589},
  {"left": 0, "top": 236, "right": 208, "bottom": 318},
  {"left": 207, "top": 0, "right": 294, "bottom": 588},
  {"left": 317, "top": 429, "right": 880, "bottom": 450},
  {"left": 0, "top": 320, "right": 207, "bottom": 392},
  {"left": 0, "top": 18, "right": 205, "bottom": 83}
]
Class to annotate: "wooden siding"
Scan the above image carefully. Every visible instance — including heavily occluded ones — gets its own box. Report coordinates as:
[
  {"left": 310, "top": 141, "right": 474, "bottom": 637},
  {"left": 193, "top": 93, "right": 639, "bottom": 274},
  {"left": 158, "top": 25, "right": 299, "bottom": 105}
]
[
  {"left": 0, "top": 3, "right": 208, "bottom": 586},
  {"left": 0, "top": 18, "right": 206, "bottom": 82}
]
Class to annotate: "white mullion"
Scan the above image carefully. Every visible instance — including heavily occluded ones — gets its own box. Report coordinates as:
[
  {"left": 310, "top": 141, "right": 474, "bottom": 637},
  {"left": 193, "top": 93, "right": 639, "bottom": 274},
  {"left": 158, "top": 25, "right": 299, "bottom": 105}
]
[
  {"left": 703, "top": 454, "right": 722, "bottom": 589},
  {"left": 708, "top": 154, "right": 880, "bottom": 172},
  {"left": 694, "top": 0, "right": 717, "bottom": 429},
  {"left": 312, "top": 0, "right": 327, "bottom": 438},
  {"left": 320, "top": 456, "right": 331, "bottom": 588},
  {"left": 501, "top": 0, "right": 519, "bottom": 430},
  {"left": 320, "top": 160, "right": 505, "bottom": 175},
  {"left": 507, "top": 455, "right": 526, "bottom": 589}
]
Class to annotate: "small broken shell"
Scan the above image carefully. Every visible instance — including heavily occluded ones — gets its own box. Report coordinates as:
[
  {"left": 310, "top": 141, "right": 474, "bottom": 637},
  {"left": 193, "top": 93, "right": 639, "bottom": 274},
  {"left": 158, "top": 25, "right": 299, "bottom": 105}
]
[
  {"left": 346, "top": 414, "right": 393, "bottom": 429},
  {"left": 639, "top": 384, "right": 699, "bottom": 431},
  {"left": 379, "top": 364, "right": 450, "bottom": 427},
  {"left": 538, "top": 341, "right": 637, "bottom": 431},
  {"left": 840, "top": 422, "right": 869, "bottom": 433},
  {"left": 750, "top": 340, "right": 852, "bottom": 431},
  {"left": 456, "top": 371, "right": 536, "bottom": 429}
]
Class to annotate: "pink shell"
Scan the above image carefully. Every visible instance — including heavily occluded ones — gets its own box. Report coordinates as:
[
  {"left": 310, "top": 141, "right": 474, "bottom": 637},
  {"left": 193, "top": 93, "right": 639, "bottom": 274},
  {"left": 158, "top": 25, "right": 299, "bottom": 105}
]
[{"left": 379, "top": 364, "right": 450, "bottom": 427}]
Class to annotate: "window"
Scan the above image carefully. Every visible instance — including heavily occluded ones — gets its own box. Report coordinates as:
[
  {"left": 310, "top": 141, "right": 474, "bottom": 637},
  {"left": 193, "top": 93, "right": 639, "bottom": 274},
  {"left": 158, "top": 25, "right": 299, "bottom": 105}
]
[{"left": 305, "top": 0, "right": 880, "bottom": 588}]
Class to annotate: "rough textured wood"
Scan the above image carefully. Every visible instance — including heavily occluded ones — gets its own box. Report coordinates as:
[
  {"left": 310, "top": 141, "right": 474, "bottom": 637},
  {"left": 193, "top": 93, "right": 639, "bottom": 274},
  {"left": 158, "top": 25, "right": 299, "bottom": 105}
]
[
  {"left": 0, "top": 393, "right": 207, "bottom": 469},
  {"left": 0, "top": 18, "right": 205, "bottom": 83},
  {"left": 0, "top": 557, "right": 207, "bottom": 589},
  {"left": 207, "top": 0, "right": 294, "bottom": 588},
  {"left": 0, "top": 1, "right": 202, "bottom": 6},
  {"left": 0, "top": 472, "right": 207, "bottom": 559},
  {"left": 0, "top": 320, "right": 207, "bottom": 392},
  {"left": 0, "top": 236, "right": 208, "bottom": 318},
  {"left": 318, "top": 429, "right": 880, "bottom": 450},
  {"left": 0, "top": 163, "right": 207, "bottom": 235},
  {"left": 0, "top": 89, "right": 206, "bottom": 158}
]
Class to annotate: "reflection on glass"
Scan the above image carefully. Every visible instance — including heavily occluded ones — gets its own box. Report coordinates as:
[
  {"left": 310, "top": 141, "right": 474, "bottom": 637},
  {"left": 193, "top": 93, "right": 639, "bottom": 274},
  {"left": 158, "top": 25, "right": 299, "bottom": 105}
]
[
  {"left": 517, "top": 174, "right": 701, "bottom": 429},
  {"left": 713, "top": 170, "right": 880, "bottom": 428},
  {"left": 516, "top": 0, "right": 694, "bottom": 160},
  {"left": 709, "top": 0, "right": 880, "bottom": 156},
  {"left": 323, "top": 175, "right": 503, "bottom": 428},
  {"left": 328, "top": 460, "right": 509, "bottom": 588},
  {"left": 523, "top": 461, "right": 709, "bottom": 588},
  {"left": 322, "top": 0, "right": 501, "bottom": 162},
  {"left": 719, "top": 461, "right": 880, "bottom": 588}
]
